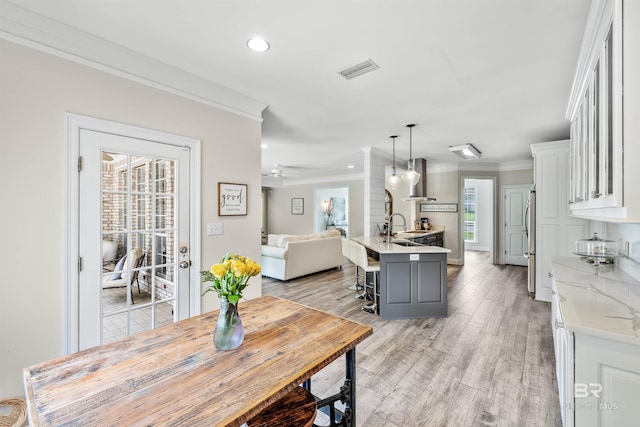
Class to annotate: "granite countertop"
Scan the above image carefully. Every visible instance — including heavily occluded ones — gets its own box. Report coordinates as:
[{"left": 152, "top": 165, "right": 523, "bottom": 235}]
[
  {"left": 352, "top": 235, "right": 451, "bottom": 254},
  {"left": 550, "top": 256, "right": 640, "bottom": 345}
]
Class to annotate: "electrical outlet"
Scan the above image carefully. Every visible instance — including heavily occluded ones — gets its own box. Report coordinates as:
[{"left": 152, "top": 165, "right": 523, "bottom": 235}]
[{"left": 207, "top": 222, "right": 223, "bottom": 235}]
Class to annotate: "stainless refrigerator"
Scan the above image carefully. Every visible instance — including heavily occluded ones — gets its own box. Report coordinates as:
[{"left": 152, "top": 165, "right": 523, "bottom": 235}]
[{"left": 524, "top": 187, "right": 536, "bottom": 298}]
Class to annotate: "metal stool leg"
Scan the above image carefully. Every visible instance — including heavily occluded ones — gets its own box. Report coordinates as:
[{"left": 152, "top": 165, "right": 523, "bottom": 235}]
[
  {"left": 355, "top": 270, "right": 373, "bottom": 300},
  {"left": 348, "top": 265, "right": 363, "bottom": 291},
  {"left": 362, "top": 271, "right": 378, "bottom": 314}
]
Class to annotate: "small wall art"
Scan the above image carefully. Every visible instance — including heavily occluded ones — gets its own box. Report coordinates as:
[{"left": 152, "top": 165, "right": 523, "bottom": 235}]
[
  {"left": 218, "top": 182, "right": 247, "bottom": 216},
  {"left": 291, "top": 198, "right": 304, "bottom": 215}
]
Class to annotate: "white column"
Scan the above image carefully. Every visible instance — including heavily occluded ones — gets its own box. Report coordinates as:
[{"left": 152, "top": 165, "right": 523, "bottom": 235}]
[{"left": 362, "top": 147, "right": 388, "bottom": 237}]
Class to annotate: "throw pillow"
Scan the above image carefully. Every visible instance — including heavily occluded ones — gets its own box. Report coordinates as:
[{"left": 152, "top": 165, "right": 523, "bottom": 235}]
[{"left": 110, "top": 254, "right": 127, "bottom": 280}]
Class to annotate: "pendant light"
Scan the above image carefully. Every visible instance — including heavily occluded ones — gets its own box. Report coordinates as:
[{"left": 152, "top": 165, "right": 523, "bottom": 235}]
[
  {"left": 401, "top": 123, "right": 421, "bottom": 186},
  {"left": 386, "top": 135, "right": 401, "bottom": 189}
]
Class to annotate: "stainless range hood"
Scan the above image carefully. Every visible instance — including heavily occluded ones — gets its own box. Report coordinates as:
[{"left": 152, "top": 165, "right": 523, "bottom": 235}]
[{"left": 401, "top": 158, "right": 436, "bottom": 202}]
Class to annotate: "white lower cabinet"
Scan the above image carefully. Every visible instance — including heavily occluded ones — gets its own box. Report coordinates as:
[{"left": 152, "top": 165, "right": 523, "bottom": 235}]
[
  {"left": 552, "top": 279, "right": 640, "bottom": 426},
  {"left": 574, "top": 334, "right": 640, "bottom": 426}
]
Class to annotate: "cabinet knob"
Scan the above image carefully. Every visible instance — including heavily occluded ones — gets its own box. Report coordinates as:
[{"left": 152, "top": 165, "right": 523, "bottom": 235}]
[{"left": 555, "top": 319, "right": 564, "bottom": 329}]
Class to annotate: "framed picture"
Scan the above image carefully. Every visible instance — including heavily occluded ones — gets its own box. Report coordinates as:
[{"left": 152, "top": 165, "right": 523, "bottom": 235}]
[
  {"left": 420, "top": 203, "right": 458, "bottom": 213},
  {"left": 291, "top": 198, "right": 304, "bottom": 215},
  {"left": 218, "top": 182, "right": 247, "bottom": 216}
]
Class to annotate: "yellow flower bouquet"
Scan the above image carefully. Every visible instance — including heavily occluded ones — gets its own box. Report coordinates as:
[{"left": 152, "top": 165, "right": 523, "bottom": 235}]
[{"left": 200, "top": 253, "right": 261, "bottom": 305}]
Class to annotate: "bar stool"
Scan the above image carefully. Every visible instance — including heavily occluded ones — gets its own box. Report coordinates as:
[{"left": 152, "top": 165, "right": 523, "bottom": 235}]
[
  {"left": 246, "top": 386, "right": 316, "bottom": 427},
  {"left": 352, "top": 241, "right": 380, "bottom": 314},
  {"left": 346, "top": 239, "right": 364, "bottom": 292},
  {"left": 342, "top": 238, "right": 360, "bottom": 291}
]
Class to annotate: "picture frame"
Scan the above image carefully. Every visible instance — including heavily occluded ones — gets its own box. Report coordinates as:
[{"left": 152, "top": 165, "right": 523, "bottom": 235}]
[
  {"left": 291, "top": 198, "right": 304, "bottom": 215},
  {"left": 218, "top": 182, "right": 247, "bottom": 216}
]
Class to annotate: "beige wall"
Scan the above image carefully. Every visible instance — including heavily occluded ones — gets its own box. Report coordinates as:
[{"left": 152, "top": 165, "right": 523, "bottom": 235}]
[
  {"left": 264, "top": 179, "right": 364, "bottom": 237},
  {"left": 0, "top": 40, "right": 263, "bottom": 397}
]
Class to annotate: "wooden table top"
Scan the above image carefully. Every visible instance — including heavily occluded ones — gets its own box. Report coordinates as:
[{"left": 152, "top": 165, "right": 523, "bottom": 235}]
[{"left": 23, "top": 295, "right": 373, "bottom": 427}]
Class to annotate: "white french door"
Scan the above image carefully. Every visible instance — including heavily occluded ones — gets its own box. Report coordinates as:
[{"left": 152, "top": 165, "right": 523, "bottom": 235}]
[{"left": 66, "top": 114, "right": 200, "bottom": 352}]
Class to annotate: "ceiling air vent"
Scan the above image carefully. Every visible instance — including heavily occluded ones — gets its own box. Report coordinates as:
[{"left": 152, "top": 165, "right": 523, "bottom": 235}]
[{"left": 338, "top": 58, "right": 379, "bottom": 80}]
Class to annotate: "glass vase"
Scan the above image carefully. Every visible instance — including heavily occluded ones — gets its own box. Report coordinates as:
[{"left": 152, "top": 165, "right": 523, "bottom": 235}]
[{"left": 214, "top": 297, "right": 244, "bottom": 350}]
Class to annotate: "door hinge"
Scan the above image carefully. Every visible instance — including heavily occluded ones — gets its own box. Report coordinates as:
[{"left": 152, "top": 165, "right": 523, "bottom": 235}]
[
  {"left": 78, "top": 256, "right": 83, "bottom": 272},
  {"left": 78, "top": 156, "right": 83, "bottom": 172}
]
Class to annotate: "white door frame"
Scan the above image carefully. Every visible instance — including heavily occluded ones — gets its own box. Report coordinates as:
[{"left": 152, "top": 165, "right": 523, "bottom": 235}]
[
  {"left": 63, "top": 113, "right": 201, "bottom": 354},
  {"left": 458, "top": 175, "right": 497, "bottom": 265}
]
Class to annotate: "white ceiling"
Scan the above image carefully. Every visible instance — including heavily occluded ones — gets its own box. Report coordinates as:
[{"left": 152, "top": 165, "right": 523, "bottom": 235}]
[{"left": 5, "top": 0, "right": 591, "bottom": 184}]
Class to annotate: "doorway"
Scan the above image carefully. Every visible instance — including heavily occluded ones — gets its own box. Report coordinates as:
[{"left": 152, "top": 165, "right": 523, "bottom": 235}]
[
  {"left": 65, "top": 114, "right": 200, "bottom": 353},
  {"left": 314, "top": 186, "right": 350, "bottom": 236},
  {"left": 461, "top": 177, "right": 496, "bottom": 264}
]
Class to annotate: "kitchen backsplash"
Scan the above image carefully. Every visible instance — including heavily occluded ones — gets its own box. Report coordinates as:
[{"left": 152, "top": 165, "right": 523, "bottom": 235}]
[{"left": 593, "top": 221, "right": 640, "bottom": 281}]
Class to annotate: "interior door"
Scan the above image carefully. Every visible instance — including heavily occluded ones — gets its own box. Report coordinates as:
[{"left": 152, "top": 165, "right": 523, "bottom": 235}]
[
  {"left": 503, "top": 185, "right": 530, "bottom": 266},
  {"left": 78, "top": 129, "right": 192, "bottom": 350}
]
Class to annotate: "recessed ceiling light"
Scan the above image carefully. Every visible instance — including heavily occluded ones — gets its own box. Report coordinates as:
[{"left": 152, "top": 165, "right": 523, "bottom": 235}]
[
  {"left": 247, "top": 37, "right": 270, "bottom": 53},
  {"left": 261, "top": 144, "right": 269, "bottom": 149},
  {"left": 347, "top": 165, "right": 355, "bottom": 169}
]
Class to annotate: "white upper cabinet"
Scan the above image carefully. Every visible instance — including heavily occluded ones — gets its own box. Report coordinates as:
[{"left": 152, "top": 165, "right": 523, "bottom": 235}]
[{"left": 567, "top": 0, "right": 640, "bottom": 222}]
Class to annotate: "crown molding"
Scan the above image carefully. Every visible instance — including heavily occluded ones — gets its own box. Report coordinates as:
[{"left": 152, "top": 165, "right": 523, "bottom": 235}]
[
  {"left": 0, "top": 0, "right": 268, "bottom": 121},
  {"left": 262, "top": 172, "right": 363, "bottom": 188}
]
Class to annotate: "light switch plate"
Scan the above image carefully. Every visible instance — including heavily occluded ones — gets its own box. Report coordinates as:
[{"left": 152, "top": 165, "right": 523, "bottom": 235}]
[{"left": 207, "top": 222, "right": 223, "bottom": 235}]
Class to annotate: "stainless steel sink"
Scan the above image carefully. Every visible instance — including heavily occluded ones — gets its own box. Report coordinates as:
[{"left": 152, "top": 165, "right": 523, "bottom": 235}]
[{"left": 391, "top": 240, "right": 424, "bottom": 247}]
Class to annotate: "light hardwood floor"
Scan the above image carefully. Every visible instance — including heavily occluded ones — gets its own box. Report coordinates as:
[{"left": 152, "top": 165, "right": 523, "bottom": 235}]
[{"left": 261, "top": 250, "right": 561, "bottom": 427}]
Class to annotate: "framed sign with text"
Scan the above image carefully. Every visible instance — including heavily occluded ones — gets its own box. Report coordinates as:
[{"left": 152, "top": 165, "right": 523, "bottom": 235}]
[
  {"left": 291, "top": 198, "right": 304, "bottom": 215},
  {"left": 420, "top": 203, "right": 458, "bottom": 213},
  {"left": 218, "top": 182, "right": 247, "bottom": 216}
]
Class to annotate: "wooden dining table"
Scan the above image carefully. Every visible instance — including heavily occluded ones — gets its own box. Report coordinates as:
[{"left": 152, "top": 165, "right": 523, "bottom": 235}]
[{"left": 23, "top": 295, "right": 373, "bottom": 426}]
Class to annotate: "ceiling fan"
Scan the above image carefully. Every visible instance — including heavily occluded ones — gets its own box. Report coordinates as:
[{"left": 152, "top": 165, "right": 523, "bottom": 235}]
[{"left": 263, "top": 164, "right": 287, "bottom": 178}]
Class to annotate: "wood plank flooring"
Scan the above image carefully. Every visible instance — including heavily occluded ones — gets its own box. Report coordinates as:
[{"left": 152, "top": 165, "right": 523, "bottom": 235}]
[{"left": 261, "top": 250, "right": 561, "bottom": 427}]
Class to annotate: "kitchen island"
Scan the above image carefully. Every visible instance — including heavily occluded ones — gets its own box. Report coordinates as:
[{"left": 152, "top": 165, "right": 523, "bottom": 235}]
[{"left": 352, "top": 235, "right": 451, "bottom": 320}]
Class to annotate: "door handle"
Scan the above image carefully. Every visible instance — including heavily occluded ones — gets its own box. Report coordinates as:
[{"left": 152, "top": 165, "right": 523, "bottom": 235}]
[{"left": 179, "top": 260, "right": 190, "bottom": 269}]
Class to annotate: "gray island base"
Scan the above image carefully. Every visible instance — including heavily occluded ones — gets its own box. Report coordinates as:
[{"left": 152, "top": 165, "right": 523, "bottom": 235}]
[{"left": 352, "top": 236, "right": 451, "bottom": 320}]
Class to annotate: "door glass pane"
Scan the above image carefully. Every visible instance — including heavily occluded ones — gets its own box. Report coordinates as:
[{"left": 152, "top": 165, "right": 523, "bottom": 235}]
[
  {"left": 100, "top": 151, "right": 177, "bottom": 345},
  {"left": 593, "top": 60, "right": 600, "bottom": 197},
  {"left": 155, "top": 302, "right": 175, "bottom": 329},
  {"left": 605, "top": 25, "right": 614, "bottom": 195},
  {"left": 463, "top": 185, "right": 477, "bottom": 243}
]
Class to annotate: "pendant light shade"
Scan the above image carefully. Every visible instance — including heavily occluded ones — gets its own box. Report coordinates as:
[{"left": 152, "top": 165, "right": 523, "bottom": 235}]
[
  {"left": 386, "top": 135, "right": 401, "bottom": 189},
  {"left": 401, "top": 124, "right": 421, "bottom": 186}
]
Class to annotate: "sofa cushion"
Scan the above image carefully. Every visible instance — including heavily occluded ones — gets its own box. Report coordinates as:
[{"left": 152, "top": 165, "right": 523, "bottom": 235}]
[
  {"left": 267, "top": 234, "right": 280, "bottom": 247},
  {"left": 278, "top": 235, "right": 298, "bottom": 247},
  {"left": 321, "top": 229, "right": 342, "bottom": 237}
]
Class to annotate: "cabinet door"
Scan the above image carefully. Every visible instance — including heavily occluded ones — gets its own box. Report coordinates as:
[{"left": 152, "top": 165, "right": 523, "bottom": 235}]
[
  {"left": 575, "top": 334, "right": 640, "bottom": 426},
  {"left": 552, "top": 287, "right": 575, "bottom": 427},
  {"left": 380, "top": 253, "right": 447, "bottom": 319},
  {"left": 599, "top": 21, "right": 623, "bottom": 208},
  {"left": 569, "top": 5, "right": 623, "bottom": 214}
]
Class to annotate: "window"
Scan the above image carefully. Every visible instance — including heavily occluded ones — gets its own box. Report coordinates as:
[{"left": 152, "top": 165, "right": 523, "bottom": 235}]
[{"left": 463, "top": 185, "right": 477, "bottom": 243}]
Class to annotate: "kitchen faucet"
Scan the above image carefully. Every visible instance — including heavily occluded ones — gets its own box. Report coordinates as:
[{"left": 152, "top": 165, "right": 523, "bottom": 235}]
[{"left": 386, "top": 212, "right": 407, "bottom": 242}]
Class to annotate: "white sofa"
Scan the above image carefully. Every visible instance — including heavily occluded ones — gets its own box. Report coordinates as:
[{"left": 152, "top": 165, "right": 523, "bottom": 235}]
[{"left": 261, "top": 230, "right": 344, "bottom": 281}]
